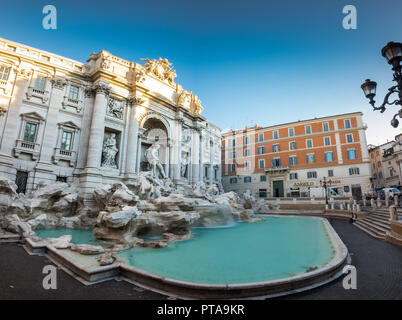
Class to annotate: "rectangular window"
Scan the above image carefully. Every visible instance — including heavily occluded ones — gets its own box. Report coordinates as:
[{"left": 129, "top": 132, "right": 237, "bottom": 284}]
[
  {"left": 328, "top": 169, "right": 334, "bottom": 177},
  {"left": 260, "top": 175, "right": 267, "bottom": 182},
  {"left": 258, "top": 133, "right": 264, "bottom": 142},
  {"left": 245, "top": 136, "right": 249, "bottom": 145},
  {"left": 349, "top": 167, "right": 360, "bottom": 175},
  {"left": 231, "top": 164, "right": 236, "bottom": 172},
  {"left": 272, "top": 144, "right": 280, "bottom": 152},
  {"left": 257, "top": 146, "right": 265, "bottom": 155},
  {"left": 305, "top": 125, "right": 312, "bottom": 134},
  {"left": 289, "top": 155, "right": 298, "bottom": 166},
  {"left": 290, "top": 173, "right": 298, "bottom": 180},
  {"left": 289, "top": 141, "right": 296, "bottom": 150},
  {"left": 324, "top": 151, "right": 334, "bottom": 162},
  {"left": 306, "top": 139, "right": 313, "bottom": 148},
  {"left": 244, "top": 176, "right": 252, "bottom": 183},
  {"left": 306, "top": 153, "right": 316, "bottom": 164},
  {"left": 0, "top": 65, "right": 10, "bottom": 81},
  {"left": 272, "top": 158, "right": 281, "bottom": 167},
  {"left": 307, "top": 171, "right": 317, "bottom": 179},
  {"left": 34, "top": 76, "right": 46, "bottom": 91},
  {"left": 23, "top": 122, "right": 37, "bottom": 143},
  {"left": 346, "top": 134, "right": 353, "bottom": 143},
  {"left": 230, "top": 177, "right": 238, "bottom": 184},
  {"left": 69, "top": 85, "right": 79, "bottom": 100},
  {"left": 345, "top": 119, "right": 351, "bottom": 129},
  {"left": 232, "top": 139, "right": 236, "bottom": 147},
  {"left": 288, "top": 128, "right": 294, "bottom": 137},
  {"left": 323, "top": 122, "right": 329, "bottom": 132},
  {"left": 259, "top": 159, "right": 265, "bottom": 169},
  {"left": 347, "top": 149, "right": 357, "bottom": 160},
  {"left": 60, "top": 131, "right": 73, "bottom": 150},
  {"left": 324, "top": 137, "right": 331, "bottom": 146},
  {"left": 259, "top": 189, "right": 267, "bottom": 198},
  {"left": 273, "top": 130, "right": 279, "bottom": 139},
  {"left": 232, "top": 151, "right": 236, "bottom": 159},
  {"left": 244, "top": 149, "right": 250, "bottom": 157}
]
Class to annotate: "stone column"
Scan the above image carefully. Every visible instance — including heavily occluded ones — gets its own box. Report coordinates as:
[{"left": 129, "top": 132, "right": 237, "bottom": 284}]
[
  {"left": 394, "top": 195, "right": 399, "bottom": 207},
  {"left": 199, "top": 132, "right": 203, "bottom": 182},
  {"left": 85, "top": 81, "right": 109, "bottom": 169},
  {"left": 168, "top": 141, "right": 173, "bottom": 179},
  {"left": 191, "top": 127, "right": 199, "bottom": 185},
  {"left": 173, "top": 115, "right": 183, "bottom": 184},
  {"left": 209, "top": 139, "right": 214, "bottom": 185},
  {"left": 136, "top": 130, "right": 144, "bottom": 173},
  {"left": 125, "top": 98, "right": 141, "bottom": 176}
]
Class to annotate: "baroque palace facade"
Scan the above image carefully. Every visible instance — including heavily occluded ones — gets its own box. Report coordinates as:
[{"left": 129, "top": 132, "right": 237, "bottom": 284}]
[
  {"left": 221, "top": 112, "right": 371, "bottom": 199},
  {"left": 0, "top": 38, "right": 221, "bottom": 202}
]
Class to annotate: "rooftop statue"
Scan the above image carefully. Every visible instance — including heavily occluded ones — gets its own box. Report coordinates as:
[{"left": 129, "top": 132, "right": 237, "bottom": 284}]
[{"left": 141, "top": 58, "right": 177, "bottom": 84}]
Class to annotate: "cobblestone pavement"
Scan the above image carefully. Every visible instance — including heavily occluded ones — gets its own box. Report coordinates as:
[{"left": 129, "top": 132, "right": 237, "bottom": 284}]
[{"left": 0, "top": 219, "right": 401, "bottom": 300}]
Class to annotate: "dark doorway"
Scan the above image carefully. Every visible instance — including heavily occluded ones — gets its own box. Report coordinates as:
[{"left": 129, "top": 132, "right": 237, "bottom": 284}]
[
  {"left": 273, "top": 180, "right": 284, "bottom": 198},
  {"left": 15, "top": 171, "right": 28, "bottom": 194}
]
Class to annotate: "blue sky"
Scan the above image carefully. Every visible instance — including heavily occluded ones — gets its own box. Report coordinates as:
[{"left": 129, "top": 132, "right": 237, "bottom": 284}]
[{"left": 1, "top": 0, "right": 402, "bottom": 145}]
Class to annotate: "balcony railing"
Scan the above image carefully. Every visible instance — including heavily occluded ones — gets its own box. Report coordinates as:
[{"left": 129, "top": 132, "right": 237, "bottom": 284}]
[
  {"left": 62, "top": 96, "right": 83, "bottom": 113},
  {"left": 52, "top": 148, "right": 76, "bottom": 167},
  {"left": 13, "top": 139, "right": 40, "bottom": 160},
  {"left": 26, "top": 86, "right": 49, "bottom": 103}
]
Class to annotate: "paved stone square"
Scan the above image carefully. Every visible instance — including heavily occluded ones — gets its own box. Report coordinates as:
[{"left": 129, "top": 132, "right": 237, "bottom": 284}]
[{"left": 0, "top": 219, "right": 401, "bottom": 300}]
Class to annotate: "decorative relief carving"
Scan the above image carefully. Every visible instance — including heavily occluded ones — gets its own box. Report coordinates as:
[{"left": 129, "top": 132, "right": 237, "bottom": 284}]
[
  {"left": 135, "top": 70, "right": 146, "bottom": 84},
  {"left": 15, "top": 68, "right": 32, "bottom": 79},
  {"left": 51, "top": 77, "right": 67, "bottom": 90},
  {"left": 107, "top": 98, "right": 124, "bottom": 119},
  {"left": 141, "top": 58, "right": 176, "bottom": 84},
  {"left": 101, "top": 55, "right": 112, "bottom": 71}
]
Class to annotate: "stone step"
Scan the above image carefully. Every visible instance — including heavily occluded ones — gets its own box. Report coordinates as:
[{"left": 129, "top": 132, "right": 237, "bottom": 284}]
[
  {"left": 369, "top": 215, "right": 391, "bottom": 222},
  {"left": 353, "top": 222, "right": 386, "bottom": 240},
  {"left": 354, "top": 219, "right": 389, "bottom": 235},
  {"left": 366, "top": 215, "right": 390, "bottom": 225},
  {"left": 371, "top": 212, "right": 391, "bottom": 218},
  {"left": 364, "top": 217, "right": 391, "bottom": 230}
]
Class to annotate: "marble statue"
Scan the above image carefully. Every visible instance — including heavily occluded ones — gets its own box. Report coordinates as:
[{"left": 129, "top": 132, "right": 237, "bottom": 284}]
[
  {"left": 145, "top": 143, "right": 166, "bottom": 179},
  {"left": 181, "top": 152, "right": 189, "bottom": 178},
  {"left": 102, "top": 133, "right": 118, "bottom": 168}
]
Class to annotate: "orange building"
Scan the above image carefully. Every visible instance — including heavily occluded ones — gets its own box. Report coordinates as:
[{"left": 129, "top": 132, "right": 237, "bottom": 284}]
[{"left": 221, "top": 112, "right": 371, "bottom": 199}]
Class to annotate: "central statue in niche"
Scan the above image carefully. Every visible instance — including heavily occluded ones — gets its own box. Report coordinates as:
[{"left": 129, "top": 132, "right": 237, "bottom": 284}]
[{"left": 145, "top": 143, "right": 166, "bottom": 179}]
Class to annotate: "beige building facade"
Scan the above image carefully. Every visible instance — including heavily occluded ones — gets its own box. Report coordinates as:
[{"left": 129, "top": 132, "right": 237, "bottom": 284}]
[{"left": 0, "top": 38, "right": 221, "bottom": 205}]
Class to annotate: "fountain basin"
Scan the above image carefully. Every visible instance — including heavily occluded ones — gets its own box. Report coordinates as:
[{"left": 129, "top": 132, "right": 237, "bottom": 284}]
[{"left": 30, "top": 216, "right": 348, "bottom": 299}]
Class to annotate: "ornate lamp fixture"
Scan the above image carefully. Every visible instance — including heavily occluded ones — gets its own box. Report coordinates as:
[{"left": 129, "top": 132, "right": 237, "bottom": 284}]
[{"left": 361, "top": 41, "right": 402, "bottom": 128}]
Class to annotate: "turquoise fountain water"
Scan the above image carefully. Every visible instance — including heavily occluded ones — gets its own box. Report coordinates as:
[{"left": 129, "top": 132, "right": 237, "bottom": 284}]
[
  {"left": 34, "top": 216, "right": 335, "bottom": 284},
  {"left": 117, "top": 216, "right": 335, "bottom": 284},
  {"left": 35, "top": 228, "right": 99, "bottom": 245}
]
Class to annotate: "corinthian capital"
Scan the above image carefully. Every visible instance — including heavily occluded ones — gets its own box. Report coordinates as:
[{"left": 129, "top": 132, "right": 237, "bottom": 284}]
[{"left": 94, "top": 82, "right": 111, "bottom": 96}]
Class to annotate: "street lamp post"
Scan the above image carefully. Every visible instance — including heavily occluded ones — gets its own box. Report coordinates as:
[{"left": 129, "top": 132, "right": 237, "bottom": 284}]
[
  {"left": 361, "top": 41, "right": 402, "bottom": 128},
  {"left": 321, "top": 177, "right": 328, "bottom": 205}
]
